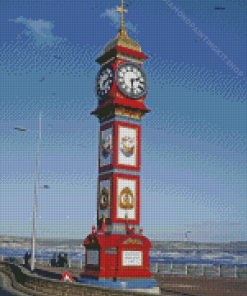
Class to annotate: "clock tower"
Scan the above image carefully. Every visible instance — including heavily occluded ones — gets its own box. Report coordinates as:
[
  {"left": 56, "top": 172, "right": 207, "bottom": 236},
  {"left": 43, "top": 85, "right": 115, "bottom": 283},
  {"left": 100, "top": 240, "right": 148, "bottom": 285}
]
[{"left": 78, "top": 1, "right": 160, "bottom": 293}]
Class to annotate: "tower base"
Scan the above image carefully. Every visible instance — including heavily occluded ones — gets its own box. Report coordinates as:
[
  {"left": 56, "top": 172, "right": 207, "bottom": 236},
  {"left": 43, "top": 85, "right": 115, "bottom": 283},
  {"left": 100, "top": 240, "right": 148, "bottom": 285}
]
[
  {"left": 81, "top": 232, "right": 160, "bottom": 293},
  {"left": 76, "top": 276, "right": 160, "bottom": 294}
]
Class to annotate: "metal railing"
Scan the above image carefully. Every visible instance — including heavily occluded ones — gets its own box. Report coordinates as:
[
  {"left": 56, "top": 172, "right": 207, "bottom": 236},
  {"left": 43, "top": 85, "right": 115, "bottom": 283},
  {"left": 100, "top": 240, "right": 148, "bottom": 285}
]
[
  {"left": 1, "top": 256, "right": 246, "bottom": 279},
  {"left": 149, "top": 262, "right": 247, "bottom": 279}
]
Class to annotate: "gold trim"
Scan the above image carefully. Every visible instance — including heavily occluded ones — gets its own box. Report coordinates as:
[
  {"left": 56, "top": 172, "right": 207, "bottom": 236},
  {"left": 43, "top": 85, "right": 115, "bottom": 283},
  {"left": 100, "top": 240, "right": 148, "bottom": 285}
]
[
  {"left": 116, "top": 53, "right": 144, "bottom": 65},
  {"left": 115, "top": 107, "right": 143, "bottom": 119},
  {"left": 123, "top": 238, "right": 142, "bottom": 244},
  {"left": 116, "top": 59, "right": 124, "bottom": 68},
  {"left": 120, "top": 187, "right": 134, "bottom": 209},
  {"left": 101, "top": 57, "right": 115, "bottom": 67},
  {"left": 97, "top": 106, "right": 145, "bottom": 121}
]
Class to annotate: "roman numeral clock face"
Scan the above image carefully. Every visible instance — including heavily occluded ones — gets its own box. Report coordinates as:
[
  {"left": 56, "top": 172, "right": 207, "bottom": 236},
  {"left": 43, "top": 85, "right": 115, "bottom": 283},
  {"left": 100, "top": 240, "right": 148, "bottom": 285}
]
[
  {"left": 116, "top": 62, "right": 147, "bottom": 99},
  {"left": 95, "top": 64, "right": 114, "bottom": 99}
]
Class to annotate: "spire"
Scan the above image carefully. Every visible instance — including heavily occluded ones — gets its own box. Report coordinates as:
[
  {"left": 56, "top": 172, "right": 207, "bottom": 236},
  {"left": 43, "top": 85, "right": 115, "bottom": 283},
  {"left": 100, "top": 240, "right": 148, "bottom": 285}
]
[
  {"left": 116, "top": 0, "right": 128, "bottom": 30},
  {"left": 116, "top": 0, "right": 129, "bottom": 39},
  {"left": 103, "top": 0, "right": 141, "bottom": 53}
]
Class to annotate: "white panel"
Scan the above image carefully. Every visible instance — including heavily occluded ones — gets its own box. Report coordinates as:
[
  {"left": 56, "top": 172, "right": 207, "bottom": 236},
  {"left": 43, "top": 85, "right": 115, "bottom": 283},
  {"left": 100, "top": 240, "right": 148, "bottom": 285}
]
[
  {"left": 117, "top": 178, "right": 136, "bottom": 219},
  {"left": 122, "top": 251, "right": 142, "bottom": 266},
  {"left": 101, "top": 127, "right": 113, "bottom": 167},
  {"left": 118, "top": 127, "right": 137, "bottom": 166}
]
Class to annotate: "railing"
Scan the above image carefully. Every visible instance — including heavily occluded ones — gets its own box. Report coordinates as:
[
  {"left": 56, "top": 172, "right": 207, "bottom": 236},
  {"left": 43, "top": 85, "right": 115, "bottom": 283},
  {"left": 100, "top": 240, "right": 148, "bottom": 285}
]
[
  {"left": 0, "top": 255, "right": 85, "bottom": 269},
  {"left": 149, "top": 262, "right": 247, "bottom": 279},
  {"left": 1, "top": 256, "right": 247, "bottom": 279}
]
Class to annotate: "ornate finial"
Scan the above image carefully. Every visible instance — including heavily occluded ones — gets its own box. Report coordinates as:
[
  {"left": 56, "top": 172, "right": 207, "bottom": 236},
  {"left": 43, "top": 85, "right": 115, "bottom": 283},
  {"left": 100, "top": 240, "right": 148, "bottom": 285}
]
[
  {"left": 125, "top": 213, "right": 128, "bottom": 223},
  {"left": 103, "top": 212, "right": 105, "bottom": 224},
  {"left": 116, "top": 0, "right": 128, "bottom": 29}
]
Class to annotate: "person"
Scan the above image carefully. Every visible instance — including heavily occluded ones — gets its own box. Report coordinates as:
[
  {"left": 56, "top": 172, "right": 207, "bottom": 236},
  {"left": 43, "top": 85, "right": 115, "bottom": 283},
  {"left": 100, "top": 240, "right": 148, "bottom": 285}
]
[
  {"left": 64, "top": 253, "right": 68, "bottom": 267},
  {"left": 24, "top": 252, "right": 30, "bottom": 266},
  {"left": 51, "top": 253, "right": 57, "bottom": 267},
  {"left": 57, "top": 253, "right": 62, "bottom": 267}
]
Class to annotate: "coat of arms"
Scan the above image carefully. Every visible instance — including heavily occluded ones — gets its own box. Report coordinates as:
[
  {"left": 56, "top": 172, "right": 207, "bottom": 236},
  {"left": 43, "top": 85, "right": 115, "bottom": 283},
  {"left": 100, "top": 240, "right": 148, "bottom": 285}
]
[
  {"left": 102, "top": 134, "right": 112, "bottom": 158},
  {"left": 119, "top": 187, "right": 134, "bottom": 209},
  {"left": 120, "top": 136, "right": 135, "bottom": 157},
  {"left": 99, "top": 187, "right": 109, "bottom": 210}
]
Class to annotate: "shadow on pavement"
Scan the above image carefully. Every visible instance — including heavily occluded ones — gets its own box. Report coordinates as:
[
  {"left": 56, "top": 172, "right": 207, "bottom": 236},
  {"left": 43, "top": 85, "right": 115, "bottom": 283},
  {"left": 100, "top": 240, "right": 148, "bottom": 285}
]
[{"left": 20, "top": 264, "right": 63, "bottom": 281}]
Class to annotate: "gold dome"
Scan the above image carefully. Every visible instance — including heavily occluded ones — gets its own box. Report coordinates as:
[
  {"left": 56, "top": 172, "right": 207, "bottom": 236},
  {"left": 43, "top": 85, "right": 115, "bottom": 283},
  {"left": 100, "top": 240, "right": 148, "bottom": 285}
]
[{"left": 103, "top": 27, "right": 141, "bottom": 54}]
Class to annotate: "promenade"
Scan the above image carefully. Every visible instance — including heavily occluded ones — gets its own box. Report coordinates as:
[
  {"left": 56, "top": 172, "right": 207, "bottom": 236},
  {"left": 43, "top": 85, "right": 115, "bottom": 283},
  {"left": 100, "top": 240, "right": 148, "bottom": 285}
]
[{"left": 2, "top": 262, "right": 246, "bottom": 296}]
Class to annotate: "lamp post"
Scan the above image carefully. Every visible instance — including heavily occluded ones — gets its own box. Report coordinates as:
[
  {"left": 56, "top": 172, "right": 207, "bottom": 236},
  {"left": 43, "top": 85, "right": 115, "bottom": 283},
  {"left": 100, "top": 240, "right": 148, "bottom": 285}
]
[
  {"left": 185, "top": 231, "right": 192, "bottom": 242},
  {"left": 15, "top": 112, "right": 49, "bottom": 272}
]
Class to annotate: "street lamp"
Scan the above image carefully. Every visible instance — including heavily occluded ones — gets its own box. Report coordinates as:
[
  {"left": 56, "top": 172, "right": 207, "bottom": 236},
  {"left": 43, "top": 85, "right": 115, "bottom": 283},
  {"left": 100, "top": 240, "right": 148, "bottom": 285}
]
[
  {"left": 15, "top": 112, "right": 49, "bottom": 272},
  {"left": 185, "top": 231, "right": 192, "bottom": 242}
]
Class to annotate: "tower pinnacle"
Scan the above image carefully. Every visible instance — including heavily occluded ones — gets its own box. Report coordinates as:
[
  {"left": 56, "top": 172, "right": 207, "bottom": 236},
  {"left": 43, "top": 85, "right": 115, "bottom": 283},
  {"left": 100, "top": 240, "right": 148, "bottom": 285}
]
[
  {"left": 102, "top": 0, "right": 142, "bottom": 54},
  {"left": 116, "top": 0, "right": 128, "bottom": 30}
]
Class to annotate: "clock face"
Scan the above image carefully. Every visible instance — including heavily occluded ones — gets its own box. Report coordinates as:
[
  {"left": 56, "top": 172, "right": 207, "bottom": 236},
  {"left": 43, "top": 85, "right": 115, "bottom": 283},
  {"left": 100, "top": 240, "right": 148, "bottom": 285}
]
[
  {"left": 95, "top": 64, "right": 114, "bottom": 99},
  {"left": 116, "top": 62, "right": 147, "bottom": 99}
]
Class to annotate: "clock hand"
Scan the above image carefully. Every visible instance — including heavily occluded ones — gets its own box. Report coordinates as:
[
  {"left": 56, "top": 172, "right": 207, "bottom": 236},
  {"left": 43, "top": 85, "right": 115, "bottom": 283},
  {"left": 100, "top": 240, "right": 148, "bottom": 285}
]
[
  {"left": 103, "top": 79, "right": 109, "bottom": 87},
  {"left": 131, "top": 79, "right": 134, "bottom": 92}
]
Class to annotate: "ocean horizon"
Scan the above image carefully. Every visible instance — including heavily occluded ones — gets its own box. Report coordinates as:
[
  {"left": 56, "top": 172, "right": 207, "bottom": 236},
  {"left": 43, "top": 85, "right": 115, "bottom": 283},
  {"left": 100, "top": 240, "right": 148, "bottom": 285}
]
[{"left": 1, "top": 245, "right": 247, "bottom": 268}]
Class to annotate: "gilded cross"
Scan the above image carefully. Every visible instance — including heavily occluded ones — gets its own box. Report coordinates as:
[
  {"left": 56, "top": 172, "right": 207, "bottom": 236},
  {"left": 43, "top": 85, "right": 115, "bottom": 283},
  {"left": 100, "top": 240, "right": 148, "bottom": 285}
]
[{"left": 116, "top": 0, "right": 128, "bottom": 29}]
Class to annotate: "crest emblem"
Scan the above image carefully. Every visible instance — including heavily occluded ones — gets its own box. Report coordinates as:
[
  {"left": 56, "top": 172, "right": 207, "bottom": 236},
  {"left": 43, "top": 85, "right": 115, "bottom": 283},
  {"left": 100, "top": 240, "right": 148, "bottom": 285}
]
[
  {"left": 124, "top": 238, "right": 142, "bottom": 244},
  {"left": 102, "top": 134, "right": 112, "bottom": 158},
  {"left": 99, "top": 187, "right": 110, "bottom": 209},
  {"left": 120, "top": 136, "right": 135, "bottom": 157},
  {"left": 119, "top": 187, "right": 134, "bottom": 209}
]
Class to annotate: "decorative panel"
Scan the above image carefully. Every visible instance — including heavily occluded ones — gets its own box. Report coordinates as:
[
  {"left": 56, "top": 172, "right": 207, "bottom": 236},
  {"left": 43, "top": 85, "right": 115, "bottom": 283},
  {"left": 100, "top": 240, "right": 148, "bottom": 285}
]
[
  {"left": 100, "top": 127, "right": 113, "bottom": 167},
  {"left": 116, "top": 177, "right": 136, "bottom": 219},
  {"left": 118, "top": 126, "right": 137, "bottom": 167},
  {"left": 98, "top": 178, "right": 111, "bottom": 219}
]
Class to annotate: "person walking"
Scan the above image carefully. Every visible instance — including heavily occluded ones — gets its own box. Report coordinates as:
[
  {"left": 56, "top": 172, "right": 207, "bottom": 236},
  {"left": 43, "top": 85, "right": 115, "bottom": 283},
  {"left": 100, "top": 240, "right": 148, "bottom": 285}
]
[
  {"left": 64, "top": 253, "right": 68, "bottom": 267},
  {"left": 24, "top": 252, "right": 30, "bottom": 266},
  {"left": 51, "top": 253, "right": 57, "bottom": 267},
  {"left": 57, "top": 253, "right": 62, "bottom": 267}
]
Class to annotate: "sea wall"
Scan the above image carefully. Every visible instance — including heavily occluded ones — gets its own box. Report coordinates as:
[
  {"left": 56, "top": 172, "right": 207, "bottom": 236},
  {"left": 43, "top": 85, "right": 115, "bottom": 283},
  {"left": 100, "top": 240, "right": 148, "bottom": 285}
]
[{"left": 0, "top": 261, "right": 158, "bottom": 296}]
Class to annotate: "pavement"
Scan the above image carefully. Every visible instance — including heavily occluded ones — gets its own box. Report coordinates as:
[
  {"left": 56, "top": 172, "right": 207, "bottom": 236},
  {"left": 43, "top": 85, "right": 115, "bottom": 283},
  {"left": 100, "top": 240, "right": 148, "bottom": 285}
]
[
  {"left": 1, "top": 263, "right": 247, "bottom": 296},
  {"left": 0, "top": 272, "right": 30, "bottom": 296}
]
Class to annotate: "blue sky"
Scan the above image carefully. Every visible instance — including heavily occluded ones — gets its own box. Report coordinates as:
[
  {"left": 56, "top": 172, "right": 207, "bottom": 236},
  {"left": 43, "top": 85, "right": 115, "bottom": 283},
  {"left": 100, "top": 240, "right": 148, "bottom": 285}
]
[{"left": 0, "top": 0, "right": 246, "bottom": 243}]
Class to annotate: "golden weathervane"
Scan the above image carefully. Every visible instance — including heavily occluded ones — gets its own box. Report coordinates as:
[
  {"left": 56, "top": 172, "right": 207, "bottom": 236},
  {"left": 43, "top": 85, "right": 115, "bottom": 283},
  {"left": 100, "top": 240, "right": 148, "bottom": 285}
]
[{"left": 116, "top": 0, "right": 128, "bottom": 29}]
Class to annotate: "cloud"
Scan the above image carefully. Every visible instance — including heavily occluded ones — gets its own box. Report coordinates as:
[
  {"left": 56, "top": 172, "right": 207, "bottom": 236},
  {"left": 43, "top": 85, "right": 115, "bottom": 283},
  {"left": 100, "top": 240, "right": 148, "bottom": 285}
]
[
  {"left": 101, "top": 8, "right": 120, "bottom": 23},
  {"left": 100, "top": 8, "right": 138, "bottom": 33},
  {"left": 8, "top": 16, "right": 60, "bottom": 47}
]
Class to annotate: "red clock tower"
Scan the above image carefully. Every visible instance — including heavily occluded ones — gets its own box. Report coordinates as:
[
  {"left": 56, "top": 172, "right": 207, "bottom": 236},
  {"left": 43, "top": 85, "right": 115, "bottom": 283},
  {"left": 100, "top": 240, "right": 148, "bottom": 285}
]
[{"left": 78, "top": 1, "right": 160, "bottom": 293}]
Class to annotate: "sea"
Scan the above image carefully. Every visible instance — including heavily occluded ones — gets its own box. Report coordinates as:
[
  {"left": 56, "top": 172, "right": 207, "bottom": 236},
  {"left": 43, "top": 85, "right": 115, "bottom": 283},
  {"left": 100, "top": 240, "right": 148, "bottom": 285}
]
[{"left": 1, "top": 244, "right": 247, "bottom": 268}]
